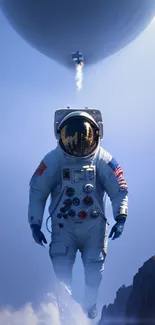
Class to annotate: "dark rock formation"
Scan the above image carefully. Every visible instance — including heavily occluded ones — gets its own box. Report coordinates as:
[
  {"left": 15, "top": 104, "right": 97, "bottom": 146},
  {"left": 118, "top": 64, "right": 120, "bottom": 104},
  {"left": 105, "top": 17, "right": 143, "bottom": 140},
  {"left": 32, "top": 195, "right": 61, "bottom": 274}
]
[
  {"left": 125, "top": 256, "right": 155, "bottom": 325},
  {"left": 99, "top": 256, "right": 155, "bottom": 325},
  {"left": 100, "top": 285, "right": 132, "bottom": 321}
]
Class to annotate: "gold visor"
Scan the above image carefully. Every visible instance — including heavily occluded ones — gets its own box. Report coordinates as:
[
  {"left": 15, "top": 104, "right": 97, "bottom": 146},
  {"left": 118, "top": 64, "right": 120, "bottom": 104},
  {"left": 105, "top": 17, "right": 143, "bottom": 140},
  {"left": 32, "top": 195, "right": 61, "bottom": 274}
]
[{"left": 59, "top": 117, "right": 99, "bottom": 157}]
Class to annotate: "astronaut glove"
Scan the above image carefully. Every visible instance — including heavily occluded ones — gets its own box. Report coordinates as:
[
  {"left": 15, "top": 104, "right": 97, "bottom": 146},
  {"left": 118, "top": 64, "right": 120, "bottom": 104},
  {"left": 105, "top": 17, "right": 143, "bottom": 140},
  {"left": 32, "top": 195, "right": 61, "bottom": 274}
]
[
  {"left": 109, "top": 215, "right": 126, "bottom": 240},
  {"left": 30, "top": 224, "right": 47, "bottom": 246}
]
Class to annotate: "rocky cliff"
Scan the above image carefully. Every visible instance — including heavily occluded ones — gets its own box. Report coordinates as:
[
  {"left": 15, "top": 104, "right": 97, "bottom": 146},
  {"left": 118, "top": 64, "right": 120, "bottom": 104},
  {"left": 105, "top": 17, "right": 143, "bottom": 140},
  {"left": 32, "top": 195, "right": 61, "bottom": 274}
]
[{"left": 99, "top": 256, "right": 155, "bottom": 325}]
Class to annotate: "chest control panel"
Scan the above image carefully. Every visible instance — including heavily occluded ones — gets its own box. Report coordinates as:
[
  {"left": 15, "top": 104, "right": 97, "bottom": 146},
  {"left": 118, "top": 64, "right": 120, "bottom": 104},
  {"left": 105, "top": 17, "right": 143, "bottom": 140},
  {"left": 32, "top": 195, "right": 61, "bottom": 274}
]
[{"left": 52, "top": 164, "right": 103, "bottom": 221}]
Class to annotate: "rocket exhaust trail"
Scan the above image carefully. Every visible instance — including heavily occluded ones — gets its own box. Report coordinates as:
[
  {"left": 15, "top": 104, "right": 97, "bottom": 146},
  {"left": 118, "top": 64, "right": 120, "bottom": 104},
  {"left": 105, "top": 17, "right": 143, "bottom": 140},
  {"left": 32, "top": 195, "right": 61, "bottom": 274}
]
[
  {"left": 71, "top": 51, "right": 84, "bottom": 91},
  {"left": 75, "top": 63, "right": 83, "bottom": 91}
]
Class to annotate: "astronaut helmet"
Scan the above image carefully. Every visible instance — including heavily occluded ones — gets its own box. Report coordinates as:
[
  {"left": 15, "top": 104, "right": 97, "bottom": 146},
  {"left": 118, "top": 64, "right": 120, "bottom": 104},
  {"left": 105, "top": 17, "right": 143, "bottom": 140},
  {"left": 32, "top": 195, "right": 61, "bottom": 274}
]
[{"left": 58, "top": 111, "right": 100, "bottom": 158}]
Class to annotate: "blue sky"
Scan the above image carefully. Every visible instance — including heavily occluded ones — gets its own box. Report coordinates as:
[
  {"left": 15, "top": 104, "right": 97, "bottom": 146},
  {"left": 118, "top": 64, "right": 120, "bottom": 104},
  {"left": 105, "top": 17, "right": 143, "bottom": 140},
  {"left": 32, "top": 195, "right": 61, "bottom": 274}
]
[{"left": 0, "top": 9, "right": 155, "bottom": 315}]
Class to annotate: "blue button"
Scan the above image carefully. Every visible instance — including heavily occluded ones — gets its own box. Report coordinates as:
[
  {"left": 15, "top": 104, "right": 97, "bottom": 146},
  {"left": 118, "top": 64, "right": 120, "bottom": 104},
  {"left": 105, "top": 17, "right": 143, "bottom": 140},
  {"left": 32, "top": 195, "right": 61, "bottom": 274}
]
[{"left": 57, "top": 213, "right": 63, "bottom": 219}]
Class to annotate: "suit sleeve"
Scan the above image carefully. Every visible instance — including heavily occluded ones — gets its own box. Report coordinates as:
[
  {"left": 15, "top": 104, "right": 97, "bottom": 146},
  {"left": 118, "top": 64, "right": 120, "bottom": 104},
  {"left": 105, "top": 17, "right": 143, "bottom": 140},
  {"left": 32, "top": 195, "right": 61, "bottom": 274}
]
[
  {"left": 28, "top": 151, "right": 59, "bottom": 227},
  {"left": 97, "top": 149, "right": 128, "bottom": 220}
]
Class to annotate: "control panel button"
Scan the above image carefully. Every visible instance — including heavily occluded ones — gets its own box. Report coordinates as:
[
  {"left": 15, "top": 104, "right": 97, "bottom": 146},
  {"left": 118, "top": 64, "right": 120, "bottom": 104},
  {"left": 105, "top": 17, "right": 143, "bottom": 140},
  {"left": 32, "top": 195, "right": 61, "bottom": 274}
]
[
  {"left": 63, "top": 199, "right": 72, "bottom": 206},
  {"left": 72, "top": 197, "right": 80, "bottom": 206},
  {"left": 91, "top": 209, "right": 100, "bottom": 218},
  {"left": 78, "top": 211, "right": 87, "bottom": 219},
  {"left": 63, "top": 214, "right": 68, "bottom": 219},
  {"left": 83, "top": 196, "right": 93, "bottom": 205},
  {"left": 84, "top": 184, "right": 93, "bottom": 193},
  {"left": 66, "top": 187, "right": 75, "bottom": 197},
  {"left": 68, "top": 209, "right": 76, "bottom": 217},
  {"left": 57, "top": 213, "right": 63, "bottom": 219},
  {"left": 60, "top": 206, "right": 69, "bottom": 213}
]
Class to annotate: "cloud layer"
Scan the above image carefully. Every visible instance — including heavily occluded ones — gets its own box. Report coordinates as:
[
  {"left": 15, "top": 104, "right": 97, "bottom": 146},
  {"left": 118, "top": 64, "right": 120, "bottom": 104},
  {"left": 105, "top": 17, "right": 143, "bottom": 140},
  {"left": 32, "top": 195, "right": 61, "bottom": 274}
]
[{"left": 0, "top": 284, "right": 90, "bottom": 325}]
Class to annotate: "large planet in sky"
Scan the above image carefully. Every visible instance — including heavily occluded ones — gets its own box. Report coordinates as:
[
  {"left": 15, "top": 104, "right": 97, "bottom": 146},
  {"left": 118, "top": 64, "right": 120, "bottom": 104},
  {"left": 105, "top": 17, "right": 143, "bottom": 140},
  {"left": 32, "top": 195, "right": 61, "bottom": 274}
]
[{"left": 1, "top": 0, "right": 155, "bottom": 68}]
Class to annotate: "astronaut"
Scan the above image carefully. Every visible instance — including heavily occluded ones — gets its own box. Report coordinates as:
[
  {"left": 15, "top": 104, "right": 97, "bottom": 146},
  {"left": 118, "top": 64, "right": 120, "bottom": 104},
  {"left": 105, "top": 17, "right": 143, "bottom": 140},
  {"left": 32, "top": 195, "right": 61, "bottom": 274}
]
[{"left": 28, "top": 108, "right": 128, "bottom": 319}]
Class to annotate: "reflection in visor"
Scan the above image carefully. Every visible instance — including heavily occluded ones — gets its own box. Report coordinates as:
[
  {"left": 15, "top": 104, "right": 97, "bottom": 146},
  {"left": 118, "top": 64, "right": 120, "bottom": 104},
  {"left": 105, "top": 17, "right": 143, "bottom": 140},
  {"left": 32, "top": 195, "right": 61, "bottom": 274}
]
[{"left": 59, "top": 117, "right": 99, "bottom": 157}]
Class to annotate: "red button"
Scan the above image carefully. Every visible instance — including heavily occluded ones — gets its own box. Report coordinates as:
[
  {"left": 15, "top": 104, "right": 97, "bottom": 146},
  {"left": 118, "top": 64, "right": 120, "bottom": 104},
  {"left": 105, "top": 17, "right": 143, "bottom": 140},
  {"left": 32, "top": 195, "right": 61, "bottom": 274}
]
[{"left": 78, "top": 211, "right": 87, "bottom": 219}]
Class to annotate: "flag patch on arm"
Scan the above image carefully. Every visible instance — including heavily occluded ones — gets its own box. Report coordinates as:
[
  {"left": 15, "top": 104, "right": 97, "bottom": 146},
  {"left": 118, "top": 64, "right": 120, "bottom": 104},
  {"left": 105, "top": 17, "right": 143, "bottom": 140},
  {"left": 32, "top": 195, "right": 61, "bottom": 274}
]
[
  {"left": 35, "top": 160, "right": 47, "bottom": 176},
  {"left": 108, "top": 157, "right": 128, "bottom": 191}
]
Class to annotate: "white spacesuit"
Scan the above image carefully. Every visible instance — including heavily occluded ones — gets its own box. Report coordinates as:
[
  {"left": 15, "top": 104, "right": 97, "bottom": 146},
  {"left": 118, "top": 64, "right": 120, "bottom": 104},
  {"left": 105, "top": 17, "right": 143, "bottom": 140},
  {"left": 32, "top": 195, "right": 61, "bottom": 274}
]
[{"left": 28, "top": 108, "right": 128, "bottom": 319}]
